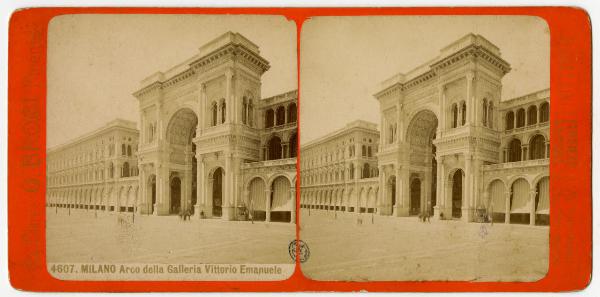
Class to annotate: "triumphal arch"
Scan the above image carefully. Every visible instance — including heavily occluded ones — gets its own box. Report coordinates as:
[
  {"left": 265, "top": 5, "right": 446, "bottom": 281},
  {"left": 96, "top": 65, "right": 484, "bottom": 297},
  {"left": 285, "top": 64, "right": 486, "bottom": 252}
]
[
  {"left": 375, "top": 34, "right": 511, "bottom": 221},
  {"left": 134, "top": 32, "right": 297, "bottom": 222}
]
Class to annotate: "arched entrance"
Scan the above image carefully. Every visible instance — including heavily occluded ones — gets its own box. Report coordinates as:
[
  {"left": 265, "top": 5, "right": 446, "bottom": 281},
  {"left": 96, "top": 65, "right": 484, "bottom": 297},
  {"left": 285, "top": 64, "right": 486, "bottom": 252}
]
[
  {"left": 248, "top": 177, "right": 266, "bottom": 221},
  {"left": 535, "top": 176, "right": 549, "bottom": 225},
  {"left": 410, "top": 178, "right": 421, "bottom": 215},
  {"left": 170, "top": 176, "right": 181, "bottom": 214},
  {"left": 451, "top": 169, "right": 464, "bottom": 218},
  {"left": 270, "top": 176, "right": 292, "bottom": 222},
  {"left": 488, "top": 179, "right": 506, "bottom": 223},
  {"left": 510, "top": 178, "right": 530, "bottom": 224},
  {"left": 406, "top": 110, "right": 438, "bottom": 217},
  {"left": 165, "top": 108, "right": 198, "bottom": 216},
  {"left": 212, "top": 167, "right": 224, "bottom": 217}
]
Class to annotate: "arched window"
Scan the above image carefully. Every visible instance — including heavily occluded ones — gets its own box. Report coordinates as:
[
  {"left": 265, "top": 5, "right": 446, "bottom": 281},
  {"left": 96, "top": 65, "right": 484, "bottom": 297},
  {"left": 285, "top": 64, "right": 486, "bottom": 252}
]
[
  {"left": 289, "top": 133, "right": 297, "bottom": 158},
  {"left": 482, "top": 99, "right": 488, "bottom": 126},
  {"left": 121, "top": 144, "right": 126, "bottom": 156},
  {"left": 276, "top": 106, "right": 285, "bottom": 126},
  {"left": 248, "top": 102, "right": 254, "bottom": 127},
  {"left": 362, "top": 163, "right": 370, "bottom": 179},
  {"left": 265, "top": 109, "right": 274, "bottom": 128},
  {"left": 527, "top": 105, "right": 538, "bottom": 125},
  {"left": 368, "top": 146, "right": 372, "bottom": 157},
  {"left": 211, "top": 102, "right": 218, "bottom": 126},
  {"left": 529, "top": 134, "right": 546, "bottom": 160},
  {"left": 127, "top": 145, "right": 132, "bottom": 157},
  {"left": 268, "top": 136, "right": 282, "bottom": 160},
  {"left": 122, "top": 162, "right": 129, "bottom": 178},
  {"left": 349, "top": 163, "right": 355, "bottom": 179},
  {"left": 361, "top": 145, "right": 367, "bottom": 157},
  {"left": 540, "top": 102, "right": 549, "bottom": 123},
  {"left": 506, "top": 111, "right": 514, "bottom": 130},
  {"left": 242, "top": 96, "right": 248, "bottom": 124},
  {"left": 220, "top": 100, "right": 226, "bottom": 124},
  {"left": 461, "top": 101, "right": 467, "bottom": 125},
  {"left": 288, "top": 103, "right": 297, "bottom": 123},
  {"left": 488, "top": 102, "right": 494, "bottom": 129},
  {"left": 508, "top": 139, "right": 522, "bottom": 162},
  {"left": 516, "top": 108, "right": 525, "bottom": 128},
  {"left": 452, "top": 103, "right": 458, "bottom": 128}
]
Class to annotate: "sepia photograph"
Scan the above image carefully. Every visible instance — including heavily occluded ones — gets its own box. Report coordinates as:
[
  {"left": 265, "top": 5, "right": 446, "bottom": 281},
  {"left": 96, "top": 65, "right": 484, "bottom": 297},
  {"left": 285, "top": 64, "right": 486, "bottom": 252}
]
[
  {"left": 298, "top": 16, "right": 550, "bottom": 281},
  {"left": 45, "top": 14, "right": 298, "bottom": 281}
]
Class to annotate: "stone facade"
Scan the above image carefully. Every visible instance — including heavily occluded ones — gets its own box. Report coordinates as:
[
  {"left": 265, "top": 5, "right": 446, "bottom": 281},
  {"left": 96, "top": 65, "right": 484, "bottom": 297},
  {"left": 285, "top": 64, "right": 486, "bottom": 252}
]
[
  {"left": 300, "top": 34, "right": 549, "bottom": 225},
  {"left": 46, "top": 119, "right": 140, "bottom": 212},
  {"left": 133, "top": 32, "right": 297, "bottom": 222}
]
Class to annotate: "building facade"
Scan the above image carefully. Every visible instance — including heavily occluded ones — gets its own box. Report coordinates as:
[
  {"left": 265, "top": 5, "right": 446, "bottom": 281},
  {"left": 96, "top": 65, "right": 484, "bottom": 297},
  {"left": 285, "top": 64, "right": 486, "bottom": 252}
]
[
  {"left": 46, "top": 119, "right": 140, "bottom": 212},
  {"left": 133, "top": 32, "right": 297, "bottom": 222},
  {"left": 300, "top": 121, "right": 380, "bottom": 213},
  {"left": 47, "top": 32, "right": 297, "bottom": 224},
  {"left": 300, "top": 34, "right": 549, "bottom": 225}
]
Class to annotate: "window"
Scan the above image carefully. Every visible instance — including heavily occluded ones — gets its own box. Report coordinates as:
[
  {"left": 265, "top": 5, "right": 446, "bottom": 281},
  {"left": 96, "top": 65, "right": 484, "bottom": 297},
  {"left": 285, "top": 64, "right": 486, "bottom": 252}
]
[
  {"left": 289, "top": 133, "right": 297, "bottom": 158},
  {"left": 527, "top": 105, "right": 538, "bottom": 125},
  {"left": 220, "top": 101, "right": 226, "bottom": 124},
  {"left": 288, "top": 103, "right": 297, "bottom": 123},
  {"left": 121, "top": 144, "right": 126, "bottom": 156},
  {"left": 540, "top": 102, "right": 549, "bottom": 123},
  {"left": 362, "top": 163, "right": 370, "bottom": 179},
  {"left": 349, "top": 163, "right": 354, "bottom": 179},
  {"left": 516, "top": 108, "right": 525, "bottom": 128},
  {"left": 248, "top": 102, "right": 254, "bottom": 127},
  {"left": 265, "top": 109, "right": 274, "bottom": 128},
  {"left": 488, "top": 102, "right": 494, "bottom": 129},
  {"left": 461, "top": 101, "right": 466, "bottom": 125},
  {"left": 127, "top": 145, "right": 132, "bottom": 157},
  {"left": 276, "top": 106, "right": 285, "bottom": 126},
  {"left": 122, "top": 162, "right": 130, "bottom": 178},
  {"left": 362, "top": 145, "right": 367, "bottom": 157},
  {"left": 506, "top": 111, "right": 514, "bottom": 130},
  {"left": 508, "top": 139, "right": 522, "bottom": 162},
  {"left": 268, "top": 136, "right": 282, "bottom": 160},
  {"left": 529, "top": 134, "right": 546, "bottom": 160},
  {"left": 451, "top": 103, "right": 458, "bottom": 128},
  {"left": 482, "top": 99, "right": 488, "bottom": 126},
  {"left": 242, "top": 97, "right": 248, "bottom": 124},
  {"left": 211, "top": 102, "right": 218, "bottom": 126},
  {"left": 368, "top": 146, "right": 372, "bottom": 157}
]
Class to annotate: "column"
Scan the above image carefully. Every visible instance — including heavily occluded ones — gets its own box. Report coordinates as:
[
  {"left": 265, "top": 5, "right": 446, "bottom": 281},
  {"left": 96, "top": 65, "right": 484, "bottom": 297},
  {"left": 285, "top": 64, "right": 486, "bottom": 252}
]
[
  {"left": 504, "top": 191, "right": 511, "bottom": 224},
  {"left": 434, "top": 156, "right": 444, "bottom": 219},
  {"left": 529, "top": 190, "right": 537, "bottom": 225},
  {"left": 225, "top": 70, "right": 233, "bottom": 123},
  {"left": 290, "top": 188, "right": 296, "bottom": 224},
  {"left": 438, "top": 85, "right": 446, "bottom": 131},
  {"left": 463, "top": 153, "right": 472, "bottom": 222},
  {"left": 546, "top": 141, "right": 550, "bottom": 159},
  {"left": 199, "top": 83, "right": 206, "bottom": 130},
  {"left": 265, "top": 189, "right": 272, "bottom": 222},
  {"left": 138, "top": 166, "right": 146, "bottom": 214},
  {"left": 395, "top": 166, "right": 404, "bottom": 216},
  {"left": 522, "top": 145, "right": 528, "bottom": 161},
  {"left": 377, "top": 165, "right": 385, "bottom": 215},
  {"left": 466, "top": 71, "right": 475, "bottom": 124},
  {"left": 222, "top": 152, "right": 234, "bottom": 220}
]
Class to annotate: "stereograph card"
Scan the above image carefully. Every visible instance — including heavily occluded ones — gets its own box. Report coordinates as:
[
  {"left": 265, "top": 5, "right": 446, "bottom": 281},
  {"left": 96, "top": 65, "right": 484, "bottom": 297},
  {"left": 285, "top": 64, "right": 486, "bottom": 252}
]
[{"left": 6, "top": 7, "right": 591, "bottom": 293}]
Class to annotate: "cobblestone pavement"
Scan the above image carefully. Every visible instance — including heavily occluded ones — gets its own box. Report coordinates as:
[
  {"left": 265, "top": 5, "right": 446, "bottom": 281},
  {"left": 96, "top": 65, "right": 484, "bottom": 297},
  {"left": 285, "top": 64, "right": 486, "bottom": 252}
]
[
  {"left": 299, "top": 209, "right": 549, "bottom": 282},
  {"left": 46, "top": 208, "right": 296, "bottom": 264}
]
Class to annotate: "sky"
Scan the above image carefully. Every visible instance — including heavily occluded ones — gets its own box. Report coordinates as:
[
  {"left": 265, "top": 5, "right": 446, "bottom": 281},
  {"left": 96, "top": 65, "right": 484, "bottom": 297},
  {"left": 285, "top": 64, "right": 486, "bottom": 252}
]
[
  {"left": 299, "top": 16, "right": 550, "bottom": 143},
  {"left": 47, "top": 14, "right": 297, "bottom": 148}
]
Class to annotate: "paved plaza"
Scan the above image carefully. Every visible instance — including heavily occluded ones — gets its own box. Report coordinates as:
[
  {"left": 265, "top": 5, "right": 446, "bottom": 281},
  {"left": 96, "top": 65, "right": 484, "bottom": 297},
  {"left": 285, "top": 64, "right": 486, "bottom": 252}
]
[
  {"left": 46, "top": 208, "right": 295, "bottom": 264},
  {"left": 299, "top": 209, "right": 549, "bottom": 282}
]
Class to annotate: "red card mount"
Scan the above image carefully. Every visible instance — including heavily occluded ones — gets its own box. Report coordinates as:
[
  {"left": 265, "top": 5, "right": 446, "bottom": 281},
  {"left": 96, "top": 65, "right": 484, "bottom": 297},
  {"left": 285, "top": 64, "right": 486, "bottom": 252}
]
[{"left": 7, "top": 7, "right": 591, "bottom": 292}]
